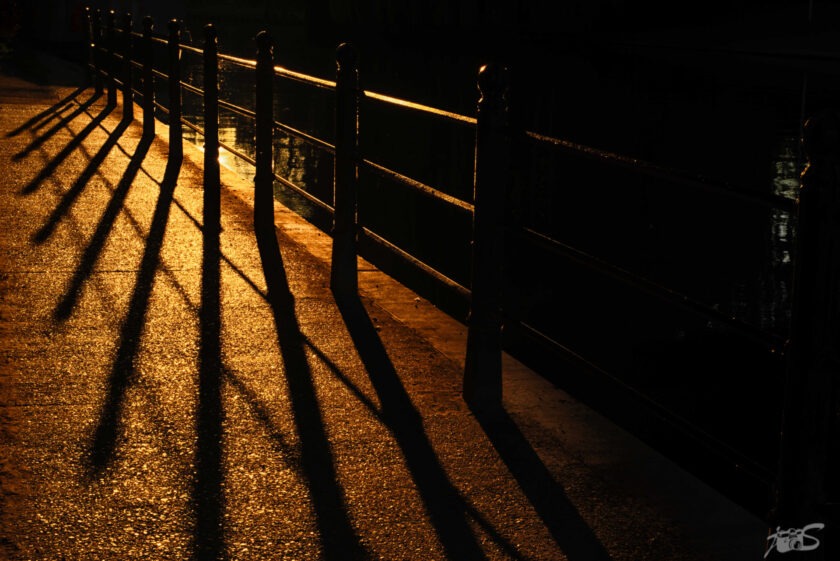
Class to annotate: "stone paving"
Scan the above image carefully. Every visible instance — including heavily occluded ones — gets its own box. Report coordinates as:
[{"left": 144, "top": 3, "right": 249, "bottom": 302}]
[{"left": 0, "top": 68, "right": 767, "bottom": 560}]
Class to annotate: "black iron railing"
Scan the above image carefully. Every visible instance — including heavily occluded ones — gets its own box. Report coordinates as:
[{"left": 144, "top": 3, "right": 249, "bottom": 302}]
[{"left": 84, "top": 7, "right": 840, "bottom": 547}]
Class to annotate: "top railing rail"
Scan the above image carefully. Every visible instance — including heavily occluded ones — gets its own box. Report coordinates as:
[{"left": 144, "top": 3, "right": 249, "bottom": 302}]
[{"left": 524, "top": 130, "right": 797, "bottom": 212}]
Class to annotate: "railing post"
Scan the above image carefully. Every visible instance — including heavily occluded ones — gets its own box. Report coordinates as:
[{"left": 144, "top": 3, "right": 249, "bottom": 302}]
[
  {"left": 84, "top": 7, "right": 96, "bottom": 88},
  {"left": 768, "top": 112, "right": 840, "bottom": 560},
  {"left": 142, "top": 16, "right": 154, "bottom": 138},
  {"left": 121, "top": 12, "right": 133, "bottom": 122},
  {"left": 91, "top": 9, "right": 103, "bottom": 95},
  {"left": 167, "top": 20, "right": 182, "bottom": 160},
  {"left": 254, "top": 31, "right": 274, "bottom": 231},
  {"left": 203, "top": 24, "right": 220, "bottom": 193},
  {"left": 106, "top": 10, "right": 117, "bottom": 107},
  {"left": 463, "top": 64, "right": 510, "bottom": 409},
  {"left": 331, "top": 43, "right": 360, "bottom": 297}
]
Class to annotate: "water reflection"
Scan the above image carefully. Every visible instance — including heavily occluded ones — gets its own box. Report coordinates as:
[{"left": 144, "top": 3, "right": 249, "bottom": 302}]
[{"left": 759, "top": 135, "right": 799, "bottom": 333}]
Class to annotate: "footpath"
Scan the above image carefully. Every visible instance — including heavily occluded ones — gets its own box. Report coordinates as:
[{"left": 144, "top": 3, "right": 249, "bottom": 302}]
[{"left": 0, "top": 59, "right": 766, "bottom": 560}]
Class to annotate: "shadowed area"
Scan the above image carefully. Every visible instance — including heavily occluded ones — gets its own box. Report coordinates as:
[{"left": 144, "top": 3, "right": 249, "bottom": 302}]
[
  {"left": 18, "top": 96, "right": 111, "bottom": 195},
  {"left": 13, "top": 89, "right": 104, "bottom": 159},
  {"left": 52, "top": 128, "right": 152, "bottom": 320},
  {"left": 335, "top": 294, "right": 493, "bottom": 561},
  {"left": 255, "top": 214, "right": 369, "bottom": 561},
  {"left": 193, "top": 153, "right": 226, "bottom": 561},
  {"left": 4, "top": 85, "right": 86, "bottom": 138},
  {"left": 87, "top": 154, "right": 181, "bottom": 474},
  {"left": 33, "top": 113, "right": 128, "bottom": 241},
  {"left": 472, "top": 406, "right": 615, "bottom": 561}
]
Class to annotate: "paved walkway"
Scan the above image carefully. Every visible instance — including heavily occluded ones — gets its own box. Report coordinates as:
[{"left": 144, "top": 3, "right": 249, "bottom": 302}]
[{"left": 0, "top": 66, "right": 767, "bottom": 560}]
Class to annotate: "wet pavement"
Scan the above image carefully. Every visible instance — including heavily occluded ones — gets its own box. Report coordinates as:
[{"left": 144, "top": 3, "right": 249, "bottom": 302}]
[{"left": 0, "top": 66, "right": 768, "bottom": 560}]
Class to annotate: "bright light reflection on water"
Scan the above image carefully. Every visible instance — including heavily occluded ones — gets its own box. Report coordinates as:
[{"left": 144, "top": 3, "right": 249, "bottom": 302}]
[{"left": 761, "top": 135, "right": 799, "bottom": 332}]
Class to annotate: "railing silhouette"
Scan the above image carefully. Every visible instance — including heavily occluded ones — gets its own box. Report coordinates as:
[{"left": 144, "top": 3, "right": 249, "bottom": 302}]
[{"left": 83, "top": 7, "right": 839, "bottom": 552}]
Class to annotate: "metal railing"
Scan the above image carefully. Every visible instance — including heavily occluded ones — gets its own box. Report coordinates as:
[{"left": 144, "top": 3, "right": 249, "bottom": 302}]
[{"left": 84, "top": 7, "right": 839, "bottom": 539}]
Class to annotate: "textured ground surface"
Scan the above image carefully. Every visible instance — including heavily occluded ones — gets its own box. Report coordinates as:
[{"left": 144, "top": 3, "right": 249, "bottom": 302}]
[{"left": 0, "top": 67, "right": 767, "bottom": 561}]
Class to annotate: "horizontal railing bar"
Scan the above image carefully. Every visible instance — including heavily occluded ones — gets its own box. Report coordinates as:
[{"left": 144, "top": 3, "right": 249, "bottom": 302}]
[
  {"left": 181, "top": 117, "right": 204, "bottom": 137},
  {"left": 273, "top": 65, "right": 336, "bottom": 90},
  {"left": 218, "top": 52, "right": 257, "bottom": 69},
  {"left": 273, "top": 121, "right": 335, "bottom": 154},
  {"left": 219, "top": 139, "right": 256, "bottom": 166},
  {"left": 153, "top": 101, "right": 169, "bottom": 115},
  {"left": 361, "top": 159, "right": 474, "bottom": 213},
  {"left": 151, "top": 68, "right": 168, "bottom": 81},
  {"left": 179, "top": 43, "right": 203, "bottom": 56},
  {"left": 513, "top": 320, "right": 776, "bottom": 484},
  {"left": 272, "top": 173, "right": 335, "bottom": 214},
  {"left": 130, "top": 31, "right": 143, "bottom": 39},
  {"left": 359, "top": 226, "right": 471, "bottom": 299},
  {"left": 525, "top": 130, "right": 797, "bottom": 212},
  {"left": 150, "top": 35, "right": 168, "bottom": 46},
  {"left": 218, "top": 98, "right": 255, "bottom": 120},
  {"left": 363, "top": 90, "right": 477, "bottom": 125},
  {"left": 180, "top": 80, "right": 203, "bottom": 97},
  {"left": 516, "top": 226, "right": 786, "bottom": 352},
  {"left": 130, "top": 59, "right": 143, "bottom": 71}
]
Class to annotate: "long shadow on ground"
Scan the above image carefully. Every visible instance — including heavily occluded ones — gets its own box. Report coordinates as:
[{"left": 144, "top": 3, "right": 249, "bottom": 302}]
[
  {"left": 336, "top": 295, "right": 516, "bottom": 561},
  {"left": 87, "top": 153, "right": 181, "bottom": 474},
  {"left": 255, "top": 213, "right": 368, "bottom": 561},
  {"left": 33, "top": 115, "right": 129, "bottom": 246},
  {"left": 471, "top": 407, "right": 615, "bottom": 561},
  {"left": 13, "top": 88, "right": 104, "bottom": 160},
  {"left": 52, "top": 125, "right": 152, "bottom": 321},
  {"left": 4, "top": 85, "right": 87, "bottom": 138},
  {"left": 192, "top": 152, "right": 226, "bottom": 561},
  {"left": 18, "top": 92, "right": 111, "bottom": 196}
]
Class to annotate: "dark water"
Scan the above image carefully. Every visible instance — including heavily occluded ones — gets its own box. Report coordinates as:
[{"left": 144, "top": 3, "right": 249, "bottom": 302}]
[{"left": 150, "top": 24, "right": 840, "bottom": 480}]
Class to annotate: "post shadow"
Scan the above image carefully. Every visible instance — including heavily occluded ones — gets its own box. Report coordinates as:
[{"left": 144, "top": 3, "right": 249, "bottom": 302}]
[
  {"left": 31, "top": 102, "right": 74, "bottom": 133},
  {"left": 4, "top": 85, "right": 88, "bottom": 138},
  {"left": 333, "top": 294, "right": 491, "bottom": 561},
  {"left": 19, "top": 100, "right": 115, "bottom": 196},
  {"left": 86, "top": 151, "right": 181, "bottom": 474},
  {"left": 470, "top": 407, "right": 615, "bottom": 561},
  {"left": 254, "top": 217, "right": 368, "bottom": 561},
  {"left": 192, "top": 120, "right": 226, "bottom": 561},
  {"left": 32, "top": 113, "right": 130, "bottom": 243},
  {"left": 12, "top": 89, "right": 104, "bottom": 160},
  {"left": 52, "top": 127, "right": 153, "bottom": 321}
]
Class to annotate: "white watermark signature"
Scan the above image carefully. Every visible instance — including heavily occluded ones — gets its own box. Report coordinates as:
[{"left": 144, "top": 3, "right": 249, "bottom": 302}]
[{"left": 765, "top": 523, "right": 824, "bottom": 558}]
